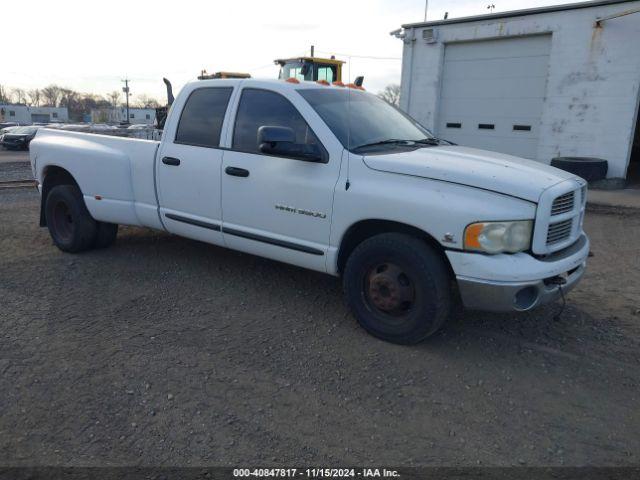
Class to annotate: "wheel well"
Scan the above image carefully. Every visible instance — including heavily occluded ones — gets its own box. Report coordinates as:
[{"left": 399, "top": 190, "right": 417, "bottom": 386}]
[
  {"left": 336, "top": 219, "right": 452, "bottom": 275},
  {"left": 39, "top": 166, "right": 80, "bottom": 227}
]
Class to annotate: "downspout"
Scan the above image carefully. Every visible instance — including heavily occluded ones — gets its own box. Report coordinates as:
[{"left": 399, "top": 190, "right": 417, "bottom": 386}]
[
  {"left": 404, "top": 30, "right": 416, "bottom": 111},
  {"left": 391, "top": 28, "right": 416, "bottom": 112}
]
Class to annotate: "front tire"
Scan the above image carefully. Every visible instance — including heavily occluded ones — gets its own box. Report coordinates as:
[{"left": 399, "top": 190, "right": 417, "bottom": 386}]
[
  {"left": 343, "top": 233, "right": 452, "bottom": 344},
  {"left": 45, "top": 185, "right": 97, "bottom": 253}
]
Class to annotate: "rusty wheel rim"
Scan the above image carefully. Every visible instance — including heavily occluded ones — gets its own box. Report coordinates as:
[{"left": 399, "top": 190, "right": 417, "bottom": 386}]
[
  {"left": 53, "top": 200, "right": 73, "bottom": 243},
  {"left": 364, "top": 262, "right": 415, "bottom": 317}
]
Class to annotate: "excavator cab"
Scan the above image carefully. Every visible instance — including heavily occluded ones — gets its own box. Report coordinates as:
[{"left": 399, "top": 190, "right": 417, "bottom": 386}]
[{"left": 275, "top": 56, "right": 345, "bottom": 83}]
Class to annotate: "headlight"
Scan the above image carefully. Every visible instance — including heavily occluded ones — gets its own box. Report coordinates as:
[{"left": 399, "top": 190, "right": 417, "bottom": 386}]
[{"left": 464, "top": 220, "right": 533, "bottom": 254}]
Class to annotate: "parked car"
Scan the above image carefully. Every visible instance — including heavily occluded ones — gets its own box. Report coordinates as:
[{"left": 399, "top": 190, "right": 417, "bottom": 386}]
[
  {"left": 29, "top": 78, "right": 589, "bottom": 344},
  {"left": 0, "top": 125, "right": 20, "bottom": 143},
  {"left": 1, "top": 126, "right": 39, "bottom": 150}
]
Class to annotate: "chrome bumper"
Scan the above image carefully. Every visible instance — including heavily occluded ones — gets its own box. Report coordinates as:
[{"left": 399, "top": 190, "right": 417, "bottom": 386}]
[
  {"left": 452, "top": 234, "right": 589, "bottom": 312},
  {"left": 457, "top": 262, "right": 585, "bottom": 312}
]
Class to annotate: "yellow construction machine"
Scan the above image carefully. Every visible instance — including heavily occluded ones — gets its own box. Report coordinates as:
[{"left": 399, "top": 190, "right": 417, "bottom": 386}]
[{"left": 275, "top": 48, "right": 345, "bottom": 83}]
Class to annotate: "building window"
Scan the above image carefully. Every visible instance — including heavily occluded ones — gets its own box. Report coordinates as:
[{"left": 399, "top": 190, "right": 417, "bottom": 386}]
[
  {"left": 146, "top": 114, "right": 150, "bottom": 120},
  {"left": 9, "top": 111, "right": 15, "bottom": 117},
  {"left": 52, "top": 112, "right": 58, "bottom": 118},
  {"left": 130, "top": 113, "right": 135, "bottom": 119}
]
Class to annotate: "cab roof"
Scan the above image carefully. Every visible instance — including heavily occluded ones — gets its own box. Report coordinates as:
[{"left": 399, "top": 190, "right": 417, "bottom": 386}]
[
  {"left": 189, "top": 77, "right": 365, "bottom": 91},
  {"left": 274, "top": 56, "right": 346, "bottom": 66}
]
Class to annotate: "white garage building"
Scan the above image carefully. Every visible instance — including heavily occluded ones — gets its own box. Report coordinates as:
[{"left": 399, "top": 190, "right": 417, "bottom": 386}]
[
  {"left": 395, "top": 0, "right": 640, "bottom": 182},
  {"left": 0, "top": 105, "right": 69, "bottom": 124}
]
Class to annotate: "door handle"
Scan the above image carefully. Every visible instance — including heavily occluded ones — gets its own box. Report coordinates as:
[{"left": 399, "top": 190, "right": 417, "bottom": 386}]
[
  {"left": 225, "top": 166, "right": 250, "bottom": 177},
  {"left": 162, "top": 156, "right": 181, "bottom": 166}
]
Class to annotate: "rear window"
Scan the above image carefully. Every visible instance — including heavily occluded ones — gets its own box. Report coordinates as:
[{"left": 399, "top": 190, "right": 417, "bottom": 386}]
[{"left": 175, "top": 87, "right": 233, "bottom": 148}]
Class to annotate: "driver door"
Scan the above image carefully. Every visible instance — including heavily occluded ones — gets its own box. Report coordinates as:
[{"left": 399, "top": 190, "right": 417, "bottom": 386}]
[{"left": 220, "top": 87, "right": 342, "bottom": 272}]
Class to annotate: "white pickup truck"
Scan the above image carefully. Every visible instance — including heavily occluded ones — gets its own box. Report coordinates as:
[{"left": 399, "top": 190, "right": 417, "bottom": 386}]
[{"left": 30, "top": 78, "right": 589, "bottom": 344}]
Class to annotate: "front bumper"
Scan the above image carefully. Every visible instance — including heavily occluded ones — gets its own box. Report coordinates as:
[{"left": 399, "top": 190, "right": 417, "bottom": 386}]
[{"left": 448, "top": 234, "right": 589, "bottom": 312}]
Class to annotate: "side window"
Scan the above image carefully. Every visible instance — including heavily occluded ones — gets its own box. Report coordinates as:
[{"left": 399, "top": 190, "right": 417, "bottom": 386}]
[
  {"left": 232, "top": 89, "right": 322, "bottom": 155},
  {"left": 175, "top": 87, "right": 233, "bottom": 148},
  {"left": 317, "top": 66, "right": 334, "bottom": 83}
]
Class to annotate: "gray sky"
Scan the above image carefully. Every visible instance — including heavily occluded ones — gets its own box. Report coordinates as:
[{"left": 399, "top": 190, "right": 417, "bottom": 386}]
[{"left": 2, "top": 0, "right": 586, "bottom": 100}]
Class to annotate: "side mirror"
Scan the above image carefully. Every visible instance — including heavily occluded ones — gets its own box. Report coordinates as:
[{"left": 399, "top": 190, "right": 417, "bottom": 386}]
[
  {"left": 258, "top": 126, "right": 295, "bottom": 150},
  {"left": 354, "top": 76, "right": 364, "bottom": 87},
  {"left": 258, "top": 125, "right": 324, "bottom": 162}
]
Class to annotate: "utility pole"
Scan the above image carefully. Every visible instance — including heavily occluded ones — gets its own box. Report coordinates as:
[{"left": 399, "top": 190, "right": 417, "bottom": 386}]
[
  {"left": 424, "top": 0, "right": 428, "bottom": 21},
  {"left": 121, "top": 78, "right": 130, "bottom": 124}
]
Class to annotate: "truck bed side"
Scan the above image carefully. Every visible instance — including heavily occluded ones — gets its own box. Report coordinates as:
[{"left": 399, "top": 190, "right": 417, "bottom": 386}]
[{"left": 30, "top": 129, "right": 162, "bottom": 229}]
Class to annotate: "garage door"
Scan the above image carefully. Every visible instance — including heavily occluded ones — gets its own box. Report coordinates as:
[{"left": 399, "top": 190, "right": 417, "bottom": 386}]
[
  {"left": 31, "top": 113, "right": 50, "bottom": 123},
  {"left": 438, "top": 35, "right": 551, "bottom": 159}
]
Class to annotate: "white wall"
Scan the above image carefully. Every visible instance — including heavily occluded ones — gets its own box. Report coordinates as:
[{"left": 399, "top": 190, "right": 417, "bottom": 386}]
[
  {"left": 0, "top": 105, "right": 68, "bottom": 124},
  {"left": 399, "top": 1, "right": 640, "bottom": 179},
  {"left": 91, "top": 107, "right": 156, "bottom": 124}
]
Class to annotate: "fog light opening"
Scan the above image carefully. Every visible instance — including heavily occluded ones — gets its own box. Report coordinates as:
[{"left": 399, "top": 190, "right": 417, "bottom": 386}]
[{"left": 514, "top": 286, "right": 539, "bottom": 311}]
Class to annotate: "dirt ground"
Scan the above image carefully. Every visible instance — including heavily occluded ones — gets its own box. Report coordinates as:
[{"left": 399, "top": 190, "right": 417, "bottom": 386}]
[{"left": 1, "top": 183, "right": 640, "bottom": 467}]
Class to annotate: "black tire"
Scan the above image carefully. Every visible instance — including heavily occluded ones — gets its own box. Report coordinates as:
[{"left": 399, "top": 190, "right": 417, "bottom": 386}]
[
  {"left": 93, "top": 222, "right": 118, "bottom": 249},
  {"left": 550, "top": 157, "right": 608, "bottom": 182},
  {"left": 343, "top": 233, "right": 451, "bottom": 345},
  {"left": 45, "top": 184, "right": 97, "bottom": 253}
]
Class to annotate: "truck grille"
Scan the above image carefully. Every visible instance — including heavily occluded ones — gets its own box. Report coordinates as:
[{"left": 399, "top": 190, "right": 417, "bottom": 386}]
[
  {"left": 550, "top": 191, "right": 574, "bottom": 215},
  {"left": 531, "top": 181, "right": 587, "bottom": 255},
  {"left": 546, "top": 219, "right": 573, "bottom": 245}
]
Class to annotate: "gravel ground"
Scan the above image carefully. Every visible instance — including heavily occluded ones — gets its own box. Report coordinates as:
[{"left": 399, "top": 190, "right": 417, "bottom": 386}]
[
  {"left": 0, "top": 150, "right": 30, "bottom": 166},
  {"left": 0, "top": 162, "right": 32, "bottom": 183},
  {"left": 1, "top": 186, "right": 639, "bottom": 467}
]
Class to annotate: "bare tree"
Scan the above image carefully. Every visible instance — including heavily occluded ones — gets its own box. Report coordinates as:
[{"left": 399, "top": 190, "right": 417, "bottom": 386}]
[
  {"left": 378, "top": 84, "right": 401, "bottom": 107},
  {"left": 27, "top": 89, "right": 42, "bottom": 107},
  {"left": 107, "top": 91, "right": 121, "bottom": 107},
  {"left": 41, "top": 85, "right": 63, "bottom": 107},
  {"left": 0, "top": 84, "right": 10, "bottom": 103},
  {"left": 11, "top": 88, "right": 27, "bottom": 104},
  {"left": 134, "top": 94, "right": 160, "bottom": 109},
  {"left": 59, "top": 88, "right": 79, "bottom": 109}
]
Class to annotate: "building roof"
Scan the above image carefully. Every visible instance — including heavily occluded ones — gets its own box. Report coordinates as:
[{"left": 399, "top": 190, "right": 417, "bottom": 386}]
[{"left": 402, "top": 0, "right": 639, "bottom": 29}]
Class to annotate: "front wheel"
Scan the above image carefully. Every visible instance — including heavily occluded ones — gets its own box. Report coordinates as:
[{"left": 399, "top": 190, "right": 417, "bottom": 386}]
[
  {"left": 343, "top": 233, "right": 452, "bottom": 344},
  {"left": 45, "top": 184, "right": 98, "bottom": 253}
]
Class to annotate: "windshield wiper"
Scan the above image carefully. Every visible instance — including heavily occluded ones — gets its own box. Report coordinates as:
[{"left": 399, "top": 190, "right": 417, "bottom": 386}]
[
  {"left": 352, "top": 137, "right": 449, "bottom": 152},
  {"left": 417, "top": 137, "right": 457, "bottom": 146},
  {"left": 352, "top": 139, "right": 414, "bottom": 151},
  {"left": 414, "top": 137, "right": 441, "bottom": 145}
]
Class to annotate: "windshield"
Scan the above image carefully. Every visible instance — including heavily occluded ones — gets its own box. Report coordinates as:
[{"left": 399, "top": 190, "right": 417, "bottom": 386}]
[{"left": 298, "top": 88, "right": 434, "bottom": 152}]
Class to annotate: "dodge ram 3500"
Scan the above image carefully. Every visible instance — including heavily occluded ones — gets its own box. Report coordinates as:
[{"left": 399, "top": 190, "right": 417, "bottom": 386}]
[{"left": 30, "top": 78, "right": 589, "bottom": 344}]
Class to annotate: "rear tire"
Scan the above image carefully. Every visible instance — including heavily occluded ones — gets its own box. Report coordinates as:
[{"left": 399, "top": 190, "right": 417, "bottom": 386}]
[
  {"left": 94, "top": 222, "right": 118, "bottom": 249},
  {"left": 45, "top": 184, "right": 97, "bottom": 253},
  {"left": 343, "top": 233, "right": 451, "bottom": 345}
]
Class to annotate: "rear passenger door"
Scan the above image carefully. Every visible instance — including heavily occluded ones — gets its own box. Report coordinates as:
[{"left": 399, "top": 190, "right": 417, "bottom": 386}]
[{"left": 156, "top": 86, "right": 234, "bottom": 246}]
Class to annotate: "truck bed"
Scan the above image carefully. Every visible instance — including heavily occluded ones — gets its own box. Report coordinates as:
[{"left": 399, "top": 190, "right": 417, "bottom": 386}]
[{"left": 30, "top": 129, "right": 162, "bottom": 229}]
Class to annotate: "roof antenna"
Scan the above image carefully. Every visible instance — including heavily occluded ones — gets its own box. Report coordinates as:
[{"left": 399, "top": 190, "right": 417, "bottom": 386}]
[{"left": 345, "top": 57, "right": 352, "bottom": 191}]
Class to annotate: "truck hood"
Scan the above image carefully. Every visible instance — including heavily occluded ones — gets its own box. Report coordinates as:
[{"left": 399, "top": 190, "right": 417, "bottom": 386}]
[{"left": 362, "top": 145, "right": 576, "bottom": 202}]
